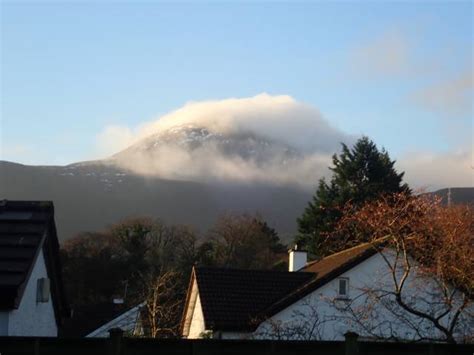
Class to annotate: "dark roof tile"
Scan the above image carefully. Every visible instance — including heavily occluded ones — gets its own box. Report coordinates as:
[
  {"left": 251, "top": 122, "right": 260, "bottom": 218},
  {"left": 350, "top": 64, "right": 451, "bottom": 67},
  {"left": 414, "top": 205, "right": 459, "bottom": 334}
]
[
  {"left": 0, "top": 234, "right": 42, "bottom": 247},
  {"left": 193, "top": 267, "right": 314, "bottom": 331},
  {"left": 0, "top": 247, "right": 36, "bottom": 260},
  {"left": 0, "top": 274, "right": 25, "bottom": 285},
  {"left": 0, "top": 260, "right": 31, "bottom": 273}
]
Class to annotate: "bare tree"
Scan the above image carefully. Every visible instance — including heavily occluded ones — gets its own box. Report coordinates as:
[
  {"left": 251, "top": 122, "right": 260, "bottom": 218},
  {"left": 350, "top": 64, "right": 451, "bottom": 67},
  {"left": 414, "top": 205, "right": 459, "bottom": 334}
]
[
  {"left": 252, "top": 300, "right": 330, "bottom": 340},
  {"left": 137, "top": 270, "right": 184, "bottom": 338},
  {"left": 208, "top": 213, "right": 285, "bottom": 269},
  {"left": 330, "top": 193, "right": 473, "bottom": 343}
]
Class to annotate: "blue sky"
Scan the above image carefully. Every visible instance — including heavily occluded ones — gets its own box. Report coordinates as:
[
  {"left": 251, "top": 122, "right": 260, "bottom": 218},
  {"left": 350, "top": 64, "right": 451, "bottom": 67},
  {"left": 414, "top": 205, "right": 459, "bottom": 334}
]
[{"left": 1, "top": 1, "right": 472, "bottom": 173}]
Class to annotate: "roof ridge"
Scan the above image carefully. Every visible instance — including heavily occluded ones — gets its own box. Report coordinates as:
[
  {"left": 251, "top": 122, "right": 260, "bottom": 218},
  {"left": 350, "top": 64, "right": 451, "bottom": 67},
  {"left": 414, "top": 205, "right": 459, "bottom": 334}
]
[
  {"left": 305, "top": 242, "right": 371, "bottom": 267},
  {"left": 305, "top": 237, "right": 388, "bottom": 267},
  {"left": 194, "top": 266, "right": 315, "bottom": 274}
]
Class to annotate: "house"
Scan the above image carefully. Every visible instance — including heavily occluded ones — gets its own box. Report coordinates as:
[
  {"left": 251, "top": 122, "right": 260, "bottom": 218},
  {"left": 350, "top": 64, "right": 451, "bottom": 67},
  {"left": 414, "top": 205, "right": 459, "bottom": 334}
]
[
  {"left": 181, "top": 243, "right": 472, "bottom": 341},
  {"left": 62, "top": 300, "right": 144, "bottom": 338},
  {"left": 0, "top": 200, "right": 68, "bottom": 336}
]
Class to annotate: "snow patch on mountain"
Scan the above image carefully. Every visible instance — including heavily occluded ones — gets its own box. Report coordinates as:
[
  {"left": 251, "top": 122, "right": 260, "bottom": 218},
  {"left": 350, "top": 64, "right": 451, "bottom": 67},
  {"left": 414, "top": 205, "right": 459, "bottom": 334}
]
[{"left": 107, "top": 124, "right": 333, "bottom": 189}]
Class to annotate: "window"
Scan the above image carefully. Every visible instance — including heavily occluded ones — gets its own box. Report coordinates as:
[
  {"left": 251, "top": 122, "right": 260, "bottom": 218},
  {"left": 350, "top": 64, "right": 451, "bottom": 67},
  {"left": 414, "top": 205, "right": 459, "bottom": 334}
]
[
  {"left": 338, "top": 278, "right": 349, "bottom": 298},
  {"left": 37, "top": 278, "right": 50, "bottom": 303}
]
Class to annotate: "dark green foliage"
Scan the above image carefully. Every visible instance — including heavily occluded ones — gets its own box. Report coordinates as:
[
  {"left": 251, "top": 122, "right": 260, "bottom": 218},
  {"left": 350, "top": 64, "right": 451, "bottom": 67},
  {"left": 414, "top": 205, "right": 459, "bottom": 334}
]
[
  {"left": 296, "top": 137, "right": 410, "bottom": 258},
  {"left": 203, "top": 214, "right": 286, "bottom": 270},
  {"left": 61, "top": 214, "right": 285, "bottom": 333}
]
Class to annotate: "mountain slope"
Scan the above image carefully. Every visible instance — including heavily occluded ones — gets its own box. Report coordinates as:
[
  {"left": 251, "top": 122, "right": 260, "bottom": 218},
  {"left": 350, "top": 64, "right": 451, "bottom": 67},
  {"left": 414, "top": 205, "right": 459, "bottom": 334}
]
[
  {"left": 429, "top": 187, "right": 474, "bottom": 205},
  {"left": 2, "top": 124, "right": 471, "bottom": 242},
  {"left": 112, "top": 124, "right": 302, "bottom": 163},
  {"left": 0, "top": 160, "right": 310, "bottom": 241}
]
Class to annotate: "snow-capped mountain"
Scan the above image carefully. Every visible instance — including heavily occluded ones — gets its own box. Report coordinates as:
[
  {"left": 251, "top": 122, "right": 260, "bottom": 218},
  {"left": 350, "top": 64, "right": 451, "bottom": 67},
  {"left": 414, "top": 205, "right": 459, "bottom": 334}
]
[
  {"left": 102, "top": 123, "right": 326, "bottom": 187},
  {"left": 0, "top": 121, "right": 336, "bottom": 241},
  {"left": 0, "top": 121, "right": 472, "bottom": 242},
  {"left": 110, "top": 124, "right": 301, "bottom": 167}
]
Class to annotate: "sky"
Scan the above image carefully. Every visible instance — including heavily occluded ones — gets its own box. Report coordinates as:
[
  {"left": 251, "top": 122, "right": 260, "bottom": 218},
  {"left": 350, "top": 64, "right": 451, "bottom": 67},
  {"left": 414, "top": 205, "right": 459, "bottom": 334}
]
[{"left": 0, "top": 1, "right": 472, "bottom": 187}]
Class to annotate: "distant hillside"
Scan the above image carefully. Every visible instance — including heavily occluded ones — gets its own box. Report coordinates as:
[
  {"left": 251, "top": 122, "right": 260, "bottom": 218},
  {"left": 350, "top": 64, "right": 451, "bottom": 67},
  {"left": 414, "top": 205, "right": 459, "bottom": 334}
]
[
  {"left": 0, "top": 161, "right": 309, "bottom": 242},
  {"left": 429, "top": 187, "right": 474, "bottom": 205}
]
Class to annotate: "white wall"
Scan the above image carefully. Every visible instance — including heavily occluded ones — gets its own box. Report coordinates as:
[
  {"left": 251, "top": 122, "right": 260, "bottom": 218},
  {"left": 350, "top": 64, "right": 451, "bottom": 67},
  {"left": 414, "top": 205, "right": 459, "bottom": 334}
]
[
  {"left": 7, "top": 250, "right": 58, "bottom": 336},
  {"left": 187, "top": 293, "right": 206, "bottom": 339},
  {"left": 255, "top": 252, "right": 472, "bottom": 342},
  {"left": 256, "top": 253, "right": 383, "bottom": 340}
]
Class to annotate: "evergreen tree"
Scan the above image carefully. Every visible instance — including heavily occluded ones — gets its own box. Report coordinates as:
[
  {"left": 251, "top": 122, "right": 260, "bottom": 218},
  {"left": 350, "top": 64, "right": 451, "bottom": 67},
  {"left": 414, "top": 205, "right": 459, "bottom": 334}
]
[{"left": 296, "top": 137, "right": 409, "bottom": 257}]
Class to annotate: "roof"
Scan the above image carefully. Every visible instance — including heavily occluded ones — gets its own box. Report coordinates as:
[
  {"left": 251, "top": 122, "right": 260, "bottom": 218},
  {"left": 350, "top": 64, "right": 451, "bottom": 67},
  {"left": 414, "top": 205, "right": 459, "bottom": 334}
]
[
  {"left": 182, "top": 243, "right": 380, "bottom": 333},
  {"left": 62, "top": 302, "right": 142, "bottom": 337},
  {"left": 301, "top": 242, "right": 377, "bottom": 276},
  {"left": 86, "top": 302, "right": 144, "bottom": 337},
  {"left": 0, "top": 200, "right": 69, "bottom": 327},
  {"left": 186, "top": 267, "right": 314, "bottom": 332}
]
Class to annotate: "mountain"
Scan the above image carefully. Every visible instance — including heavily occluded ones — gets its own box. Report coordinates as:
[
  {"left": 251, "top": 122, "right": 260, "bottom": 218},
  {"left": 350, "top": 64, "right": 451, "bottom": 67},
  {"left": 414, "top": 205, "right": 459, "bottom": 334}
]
[
  {"left": 112, "top": 124, "right": 301, "bottom": 165},
  {"left": 429, "top": 187, "right": 474, "bottom": 206},
  {"left": 1, "top": 125, "right": 472, "bottom": 242},
  {"left": 104, "top": 124, "right": 314, "bottom": 186},
  {"left": 0, "top": 125, "right": 313, "bottom": 241}
]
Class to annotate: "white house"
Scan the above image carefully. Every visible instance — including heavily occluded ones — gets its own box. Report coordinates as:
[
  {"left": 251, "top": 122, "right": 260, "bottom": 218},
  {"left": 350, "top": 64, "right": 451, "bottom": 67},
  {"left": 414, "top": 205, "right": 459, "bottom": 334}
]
[
  {"left": 0, "top": 201, "right": 68, "bottom": 337},
  {"left": 181, "top": 243, "right": 472, "bottom": 342}
]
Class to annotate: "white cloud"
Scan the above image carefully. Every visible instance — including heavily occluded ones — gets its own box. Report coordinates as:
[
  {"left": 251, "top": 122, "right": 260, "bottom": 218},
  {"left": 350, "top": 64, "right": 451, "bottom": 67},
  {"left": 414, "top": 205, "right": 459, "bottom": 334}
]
[
  {"left": 349, "top": 30, "right": 472, "bottom": 118},
  {"left": 349, "top": 30, "right": 411, "bottom": 77},
  {"left": 113, "top": 142, "right": 335, "bottom": 189},
  {"left": 113, "top": 93, "right": 348, "bottom": 153},
  {"left": 95, "top": 94, "right": 352, "bottom": 188},
  {"left": 95, "top": 125, "right": 136, "bottom": 158},
  {"left": 95, "top": 93, "right": 471, "bottom": 190},
  {"left": 410, "top": 69, "right": 473, "bottom": 116},
  {"left": 397, "top": 148, "right": 473, "bottom": 190}
]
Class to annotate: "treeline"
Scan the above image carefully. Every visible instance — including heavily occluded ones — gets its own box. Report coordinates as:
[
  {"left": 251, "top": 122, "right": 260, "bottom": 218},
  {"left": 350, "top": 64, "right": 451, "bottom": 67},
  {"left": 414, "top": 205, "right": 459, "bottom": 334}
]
[{"left": 60, "top": 213, "right": 287, "bottom": 333}]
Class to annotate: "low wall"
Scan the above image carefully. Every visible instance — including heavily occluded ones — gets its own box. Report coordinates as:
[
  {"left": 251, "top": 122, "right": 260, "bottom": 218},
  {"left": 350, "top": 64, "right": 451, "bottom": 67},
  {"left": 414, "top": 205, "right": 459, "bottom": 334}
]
[{"left": 0, "top": 330, "right": 472, "bottom": 355}]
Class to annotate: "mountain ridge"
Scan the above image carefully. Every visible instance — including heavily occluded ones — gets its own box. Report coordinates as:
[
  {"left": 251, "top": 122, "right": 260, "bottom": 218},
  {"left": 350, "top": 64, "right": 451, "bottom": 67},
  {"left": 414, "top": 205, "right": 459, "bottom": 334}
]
[{"left": 1, "top": 125, "right": 472, "bottom": 242}]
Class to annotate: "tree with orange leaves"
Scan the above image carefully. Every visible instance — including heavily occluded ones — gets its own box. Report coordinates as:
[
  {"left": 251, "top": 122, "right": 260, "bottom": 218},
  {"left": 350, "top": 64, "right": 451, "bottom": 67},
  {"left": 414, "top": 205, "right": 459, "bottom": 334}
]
[{"left": 330, "top": 193, "right": 473, "bottom": 343}]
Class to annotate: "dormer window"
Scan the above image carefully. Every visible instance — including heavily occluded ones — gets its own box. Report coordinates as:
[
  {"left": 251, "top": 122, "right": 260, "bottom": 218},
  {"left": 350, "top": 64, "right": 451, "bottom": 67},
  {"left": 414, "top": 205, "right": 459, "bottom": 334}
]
[{"left": 338, "top": 277, "right": 349, "bottom": 298}]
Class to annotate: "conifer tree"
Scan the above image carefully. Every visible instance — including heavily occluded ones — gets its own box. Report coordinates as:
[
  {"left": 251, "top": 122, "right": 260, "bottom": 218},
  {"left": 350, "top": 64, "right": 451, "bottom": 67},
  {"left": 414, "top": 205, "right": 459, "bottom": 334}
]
[{"left": 295, "top": 137, "right": 409, "bottom": 257}]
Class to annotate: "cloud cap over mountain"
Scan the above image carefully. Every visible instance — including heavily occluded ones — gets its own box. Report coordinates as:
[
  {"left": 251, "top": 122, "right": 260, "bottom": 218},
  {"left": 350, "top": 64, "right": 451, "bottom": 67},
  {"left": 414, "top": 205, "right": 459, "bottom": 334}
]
[
  {"left": 98, "top": 94, "right": 350, "bottom": 155},
  {"left": 97, "top": 94, "right": 354, "bottom": 188},
  {"left": 96, "top": 94, "right": 472, "bottom": 191}
]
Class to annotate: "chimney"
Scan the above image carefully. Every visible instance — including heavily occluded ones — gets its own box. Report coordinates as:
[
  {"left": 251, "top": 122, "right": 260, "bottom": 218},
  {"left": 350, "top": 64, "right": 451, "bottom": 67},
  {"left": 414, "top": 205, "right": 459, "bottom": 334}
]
[{"left": 288, "top": 244, "right": 307, "bottom": 272}]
